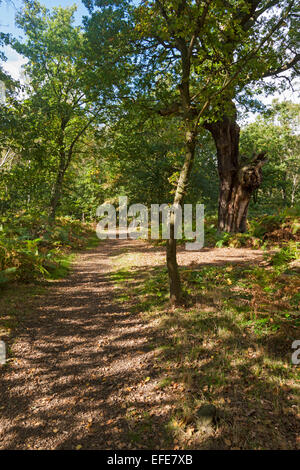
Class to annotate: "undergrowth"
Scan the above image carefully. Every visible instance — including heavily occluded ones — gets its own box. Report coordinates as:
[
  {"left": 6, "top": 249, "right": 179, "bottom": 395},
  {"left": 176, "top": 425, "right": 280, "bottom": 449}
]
[{"left": 0, "top": 212, "right": 97, "bottom": 285}]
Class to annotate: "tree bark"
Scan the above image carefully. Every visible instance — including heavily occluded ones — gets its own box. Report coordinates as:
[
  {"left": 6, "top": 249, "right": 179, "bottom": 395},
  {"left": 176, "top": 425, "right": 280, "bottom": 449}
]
[
  {"left": 205, "top": 107, "right": 267, "bottom": 233},
  {"left": 49, "top": 165, "right": 65, "bottom": 221},
  {"left": 48, "top": 113, "right": 94, "bottom": 222},
  {"left": 166, "top": 223, "right": 181, "bottom": 305},
  {"left": 167, "top": 127, "right": 197, "bottom": 305},
  {"left": 49, "top": 119, "right": 69, "bottom": 222}
]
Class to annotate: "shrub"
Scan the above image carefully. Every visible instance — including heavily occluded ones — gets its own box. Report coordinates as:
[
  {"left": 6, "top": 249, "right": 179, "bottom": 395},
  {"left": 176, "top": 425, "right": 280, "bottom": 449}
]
[{"left": 0, "top": 213, "right": 95, "bottom": 284}]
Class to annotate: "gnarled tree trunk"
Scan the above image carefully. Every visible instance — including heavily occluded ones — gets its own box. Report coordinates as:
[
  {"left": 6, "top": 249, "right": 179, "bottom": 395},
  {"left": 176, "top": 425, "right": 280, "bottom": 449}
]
[{"left": 205, "top": 108, "right": 267, "bottom": 233}]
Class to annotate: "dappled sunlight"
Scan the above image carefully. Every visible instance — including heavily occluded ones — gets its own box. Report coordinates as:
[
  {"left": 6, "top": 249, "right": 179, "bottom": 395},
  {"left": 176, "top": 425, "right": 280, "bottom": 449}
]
[
  {"left": 0, "top": 0, "right": 299, "bottom": 453},
  {"left": 107, "top": 239, "right": 299, "bottom": 450},
  {"left": 0, "top": 237, "right": 299, "bottom": 450},
  {"left": 0, "top": 239, "right": 184, "bottom": 449}
]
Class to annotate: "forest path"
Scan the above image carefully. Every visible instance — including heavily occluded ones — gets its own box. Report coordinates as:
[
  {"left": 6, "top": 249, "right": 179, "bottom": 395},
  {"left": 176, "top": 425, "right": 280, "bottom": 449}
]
[{"left": 0, "top": 239, "right": 265, "bottom": 450}]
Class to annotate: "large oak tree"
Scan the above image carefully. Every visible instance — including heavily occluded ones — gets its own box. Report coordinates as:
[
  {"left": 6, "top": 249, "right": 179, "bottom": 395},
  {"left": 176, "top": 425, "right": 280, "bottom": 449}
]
[{"left": 85, "top": 0, "right": 299, "bottom": 304}]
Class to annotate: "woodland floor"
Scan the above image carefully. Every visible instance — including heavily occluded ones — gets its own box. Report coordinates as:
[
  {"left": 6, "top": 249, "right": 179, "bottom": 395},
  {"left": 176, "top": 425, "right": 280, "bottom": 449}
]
[{"left": 0, "top": 238, "right": 299, "bottom": 450}]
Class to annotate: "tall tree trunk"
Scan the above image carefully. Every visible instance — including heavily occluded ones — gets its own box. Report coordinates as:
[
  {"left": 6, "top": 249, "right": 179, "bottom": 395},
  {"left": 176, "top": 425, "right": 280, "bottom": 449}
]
[
  {"left": 167, "top": 127, "right": 197, "bottom": 305},
  {"left": 205, "top": 107, "right": 267, "bottom": 233},
  {"left": 166, "top": 221, "right": 181, "bottom": 305},
  {"left": 49, "top": 166, "right": 65, "bottom": 222},
  {"left": 49, "top": 121, "right": 68, "bottom": 222},
  {"left": 49, "top": 136, "right": 67, "bottom": 222}
]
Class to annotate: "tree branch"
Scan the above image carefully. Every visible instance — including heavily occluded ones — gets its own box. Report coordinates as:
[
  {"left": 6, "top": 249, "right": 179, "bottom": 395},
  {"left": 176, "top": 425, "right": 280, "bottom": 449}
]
[
  {"left": 158, "top": 102, "right": 181, "bottom": 116},
  {"left": 65, "top": 114, "right": 98, "bottom": 169},
  {"left": 262, "top": 53, "right": 300, "bottom": 78},
  {"left": 242, "top": 0, "right": 279, "bottom": 31}
]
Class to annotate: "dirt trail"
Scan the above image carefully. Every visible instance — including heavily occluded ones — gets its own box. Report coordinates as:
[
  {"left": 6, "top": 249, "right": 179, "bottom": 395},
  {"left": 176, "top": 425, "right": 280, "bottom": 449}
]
[{"left": 0, "top": 239, "right": 265, "bottom": 450}]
